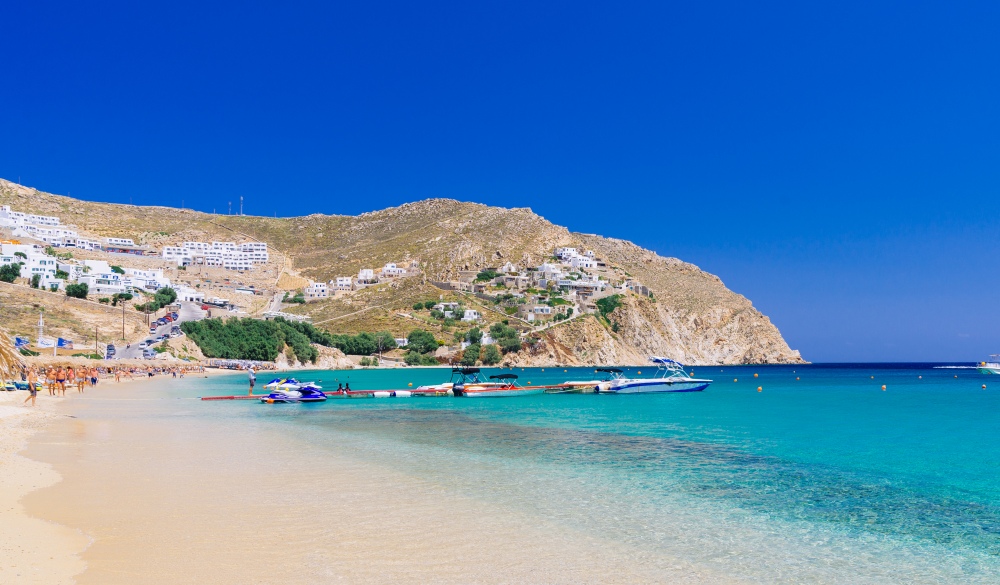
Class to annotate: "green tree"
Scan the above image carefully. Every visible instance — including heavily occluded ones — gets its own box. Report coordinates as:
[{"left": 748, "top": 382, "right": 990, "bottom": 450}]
[
  {"left": 475, "top": 269, "right": 501, "bottom": 282},
  {"left": 481, "top": 344, "right": 502, "bottom": 365},
  {"left": 65, "top": 283, "right": 89, "bottom": 299},
  {"left": 30, "top": 274, "right": 41, "bottom": 288},
  {"left": 13, "top": 252, "right": 26, "bottom": 260},
  {"left": 423, "top": 300, "right": 436, "bottom": 310},
  {"left": 154, "top": 287, "right": 177, "bottom": 307},
  {"left": 110, "top": 265, "right": 125, "bottom": 274},
  {"left": 460, "top": 343, "right": 481, "bottom": 366},
  {"left": 54, "top": 269, "right": 69, "bottom": 280},
  {"left": 0, "top": 263, "right": 22, "bottom": 283},
  {"left": 595, "top": 294, "right": 622, "bottom": 321},
  {"left": 466, "top": 327, "right": 483, "bottom": 344},
  {"left": 412, "top": 302, "right": 424, "bottom": 311},
  {"left": 373, "top": 331, "right": 396, "bottom": 357},
  {"left": 406, "top": 329, "right": 438, "bottom": 354}
]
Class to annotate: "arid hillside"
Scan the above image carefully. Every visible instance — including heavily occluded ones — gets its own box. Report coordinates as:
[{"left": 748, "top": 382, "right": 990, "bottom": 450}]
[{"left": 0, "top": 179, "right": 804, "bottom": 364}]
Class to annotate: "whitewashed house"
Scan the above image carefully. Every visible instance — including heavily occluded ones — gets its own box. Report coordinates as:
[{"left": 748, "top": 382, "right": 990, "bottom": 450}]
[
  {"left": 380, "top": 262, "right": 406, "bottom": 278},
  {"left": 358, "top": 268, "right": 375, "bottom": 282},
  {"left": 461, "top": 309, "right": 481, "bottom": 322},
  {"left": 305, "top": 281, "right": 329, "bottom": 300}
]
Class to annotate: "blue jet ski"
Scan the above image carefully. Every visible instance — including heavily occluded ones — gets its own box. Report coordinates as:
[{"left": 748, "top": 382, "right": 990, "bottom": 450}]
[{"left": 260, "top": 379, "right": 326, "bottom": 403}]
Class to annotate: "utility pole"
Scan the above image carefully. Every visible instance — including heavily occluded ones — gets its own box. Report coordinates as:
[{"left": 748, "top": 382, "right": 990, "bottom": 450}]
[
  {"left": 122, "top": 298, "right": 126, "bottom": 340},
  {"left": 228, "top": 201, "right": 232, "bottom": 215},
  {"left": 240, "top": 196, "right": 243, "bottom": 216}
]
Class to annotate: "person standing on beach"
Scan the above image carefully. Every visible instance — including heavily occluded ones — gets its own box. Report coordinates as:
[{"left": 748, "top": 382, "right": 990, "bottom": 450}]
[
  {"left": 23, "top": 368, "right": 38, "bottom": 407},
  {"left": 56, "top": 367, "right": 67, "bottom": 396},
  {"left": 90, "top": 366, "right": 98, "bottom": 388},
  {"left": 248, "top": 366, "right": 256, "bottom": 395},
  {"left": 67, "top": 366, "right": 76, "bottom": 392}
]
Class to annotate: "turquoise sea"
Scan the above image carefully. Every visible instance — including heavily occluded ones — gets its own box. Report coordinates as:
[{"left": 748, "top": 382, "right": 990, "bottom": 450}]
[{"left": 180, "top": 363, "right": 1000, "bottom": 582}]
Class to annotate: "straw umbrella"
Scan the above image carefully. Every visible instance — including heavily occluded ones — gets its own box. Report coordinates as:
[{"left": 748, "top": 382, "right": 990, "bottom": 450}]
[{"left": 0, "top": 327, "right": 25, "bottom": 381}]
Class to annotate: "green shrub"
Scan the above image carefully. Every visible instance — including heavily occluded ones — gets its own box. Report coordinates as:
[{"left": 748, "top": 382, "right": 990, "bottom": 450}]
[
  {"left": 110, "top": 265, "right": 125, "bottom": 274},
  {"left": 0, "top": 263, "right": 22, "bottom": 283},
  {"left": 475, "top": 269, "right": 501, "bottom": 282},
  {"left": 412, "top": 302, "right": 424, "bottom": 311},
  {"left": 423, "top": 301, "right": 436, "bottom": 310},
  {"left": 461, "top": 343, "right": 481, "bottom": 366},
  {"left": 406, "top": 329, "right": 438, "bottom": 354},
  {"left": 65, "top": 283, "right": 89, "bottom": 299},
  {"left": 595, "top": 294, "right": 622, "bottom": 321},
  {"left": 481, "top": 344, "right": 502, "bottom": 365}
]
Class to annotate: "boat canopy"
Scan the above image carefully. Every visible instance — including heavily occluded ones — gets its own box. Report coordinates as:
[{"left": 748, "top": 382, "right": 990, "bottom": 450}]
[
  {"left": 649, "top": 357, "right": 680, "bottom": 366},
  {"left": 489, "top": 374, "right": 519, "bottom": 380},
  {"left": 453, "top": 368, "right": 480, "bottom": 374},
  {"left": 597, "top": 368, "right": 623, "bottom": 373}
]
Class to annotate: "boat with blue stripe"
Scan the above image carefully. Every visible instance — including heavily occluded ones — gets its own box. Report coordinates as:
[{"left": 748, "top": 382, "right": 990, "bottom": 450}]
[{"left": 597, "top": 357, "right": 711, "bottom": 394}]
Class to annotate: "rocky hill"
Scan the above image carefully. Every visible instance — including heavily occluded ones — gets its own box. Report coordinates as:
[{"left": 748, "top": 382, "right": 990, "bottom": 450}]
[{"left": 0, "top": 179, "right": 804, "bottom": 364}]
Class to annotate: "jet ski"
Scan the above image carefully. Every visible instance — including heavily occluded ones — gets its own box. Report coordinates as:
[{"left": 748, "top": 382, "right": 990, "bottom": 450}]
[{"left": 260, "top": 379, "right": 327, "bottom": 403}]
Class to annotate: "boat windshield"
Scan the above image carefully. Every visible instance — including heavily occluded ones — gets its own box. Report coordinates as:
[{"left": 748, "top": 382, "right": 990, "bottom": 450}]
[
  {"left": 650, "top": 357, "right": 689, "bottom": 379},
  {"left": 596, "top": 368, "right": 624, "bottom": 380}
]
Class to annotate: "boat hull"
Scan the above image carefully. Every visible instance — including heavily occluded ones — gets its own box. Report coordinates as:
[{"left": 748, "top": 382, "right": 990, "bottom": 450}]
[
  {"left": 602, "top": 380, "right": 710, "bottom": 394},
  {"left": 459, "top": 387, "right": 545, "bottom": 398},
  {"left": 978, "top": 366, "right": 1000, "bottom": 375}
]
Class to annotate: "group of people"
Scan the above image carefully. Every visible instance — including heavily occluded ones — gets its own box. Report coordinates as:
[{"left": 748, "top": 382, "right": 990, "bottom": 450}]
[
  {"left": 22, "top": 365, "right": 100, "bottom": 406},
  {"left": 19, "top": 364, "right": 208, "bottom": 406}
]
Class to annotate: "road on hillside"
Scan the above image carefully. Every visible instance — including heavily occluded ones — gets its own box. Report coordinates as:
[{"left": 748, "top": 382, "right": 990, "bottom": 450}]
[{"left": 113, "top": 301, "right": 206, "bottom": 361}]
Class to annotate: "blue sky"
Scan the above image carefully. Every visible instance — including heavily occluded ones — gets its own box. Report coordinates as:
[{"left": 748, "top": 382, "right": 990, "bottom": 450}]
[{"left": 2, "top": 1, "right": 998, "bottom": 362}]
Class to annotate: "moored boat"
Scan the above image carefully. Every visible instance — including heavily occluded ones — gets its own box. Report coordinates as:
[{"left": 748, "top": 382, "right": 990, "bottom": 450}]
[
  {"left": 459, "top": 373, "right": 543, "bottom": 398},
  {"left": 598, "top": 358, "right": 711, "bottom": 394},
  {"left": 548, "top": 368, "right": 624, "bottom": 393},
  {"left": 978, "top": 356, "right": 1000, "bottom": 375}
]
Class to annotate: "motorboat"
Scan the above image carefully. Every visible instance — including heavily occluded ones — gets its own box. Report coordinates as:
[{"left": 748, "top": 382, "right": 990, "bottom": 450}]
[
  {"left": 549, "top": 368, "right": 625, "bottom": 393},
  {"left": 414, "top": 368, "right": 542, "bottom": 397},
  {"left": 597, "top": 358, "right": 711, "bottom": 394},
  {"left": 455, "top": 370, "right": 543, "bottom": 398},
  {"left": 978, "top": 356, "right": 1000, "bottom": 375},
  {"left": 260, "top": 378, "right": 327, "bottom": 403}
]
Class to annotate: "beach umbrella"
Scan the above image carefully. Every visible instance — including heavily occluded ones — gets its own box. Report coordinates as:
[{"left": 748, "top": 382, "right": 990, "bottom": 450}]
[{"left": 0, "top": 327, "right": 25, "bottom": 380}]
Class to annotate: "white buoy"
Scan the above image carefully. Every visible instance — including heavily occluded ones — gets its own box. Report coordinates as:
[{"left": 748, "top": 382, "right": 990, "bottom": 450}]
[
  {"left": 393, "top": 390, "right": 412, "bottom": 398},
  {"left": 373, "top": 391, "right": 391, "bottom": 398}
]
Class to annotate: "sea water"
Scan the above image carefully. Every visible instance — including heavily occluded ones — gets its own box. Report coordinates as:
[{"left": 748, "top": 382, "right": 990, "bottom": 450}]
[{"left": 92, "top": 364, "right": 1000, "bottom": 582}]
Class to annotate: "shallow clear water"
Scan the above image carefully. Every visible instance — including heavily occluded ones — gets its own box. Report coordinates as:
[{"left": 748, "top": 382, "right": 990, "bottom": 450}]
[{"left": 174, "top": 363, "right": 1000, "bottom": 582}]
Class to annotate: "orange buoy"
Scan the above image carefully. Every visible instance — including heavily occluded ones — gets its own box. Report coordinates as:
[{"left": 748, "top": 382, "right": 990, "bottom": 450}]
[
  {"left": 796, "top": 377, "right": 800, "bottom": 381},
  {"left": 527, "top": 382, "right": 531, "bottom": 385},
  {"left": 408, "top": 382, "right": 413, "bottom": 387},
  {"left": 757, "top": 386, "right": 762, "bottom": 392},
  {"left": 637, "top": 371, "right": 641, "bottom": 375},
  {"left": 754, "top": 373, "right": 758, "bottom": 378},
  {"left": 734, "top": 378, "right": 738, "bottom": 382},
  {"left": 881, "top": 385, "right": 886, "bottom": 391},
  {"left": 983, "top": 384, "right": 987, "bottom": 390},
  {"left": 690, "top": 371, "right": 694, "bottom": 376}
]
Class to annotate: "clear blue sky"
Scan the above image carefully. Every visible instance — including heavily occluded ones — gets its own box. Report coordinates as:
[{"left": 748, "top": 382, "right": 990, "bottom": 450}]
[{"left": 2, "top": 1, "right": 998, "bottom": 362}]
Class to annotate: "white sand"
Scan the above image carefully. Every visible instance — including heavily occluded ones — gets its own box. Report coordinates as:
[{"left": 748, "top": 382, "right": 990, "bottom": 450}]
[{"left": 0, "top": 392, "right": 88, "bottom": 584}]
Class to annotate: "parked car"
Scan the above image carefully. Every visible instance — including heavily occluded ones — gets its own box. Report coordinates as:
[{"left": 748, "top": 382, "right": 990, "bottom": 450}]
[
  {"left": 200, "top": 304, "right": 209, "bottom": 311},
  {"left": 138, "top": 341, "right": 148, "bottom": 349},
  {"left": 149, "top": 326, "right": 157, "bottom": 333},
  {"left": 170, "top": 312, "right": 179, "bottom": 320},
  {"left": 142, "top": 349, "right": 156, "bottom": 359},
  {"left": 164, "top": 315, "right": 173, "bottom": 323}
]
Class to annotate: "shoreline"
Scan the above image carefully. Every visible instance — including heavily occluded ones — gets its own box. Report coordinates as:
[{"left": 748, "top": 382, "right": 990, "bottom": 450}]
[
  {"left": 0, "top": 391, "right": 87, "bottom": 584},
  {"left": 0, "top": 368, "right": 235, "bottom": 584}
]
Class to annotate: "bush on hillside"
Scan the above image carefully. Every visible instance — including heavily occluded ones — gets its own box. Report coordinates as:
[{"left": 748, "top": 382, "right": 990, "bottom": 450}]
[
  {"left": 460, "top": 343, "right": 481, "bottom": 366},
  {"left": 65, "top": 283, "right": 89, "bottom": 299},
  {"left": 406, "top": 329, "right": 438, "bottom": 354},
  {"left": 481, "top": 344, "right": 502, "bottom": 365},
  {"left": 0, "top": 263, "right": 22, "bottom": 283}
]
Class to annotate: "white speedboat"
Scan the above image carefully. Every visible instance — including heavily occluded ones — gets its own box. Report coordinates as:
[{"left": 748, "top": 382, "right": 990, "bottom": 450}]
[
  {"left": 598, "top": 358, "right": 711, "bottom": 394},
  {"left": 549, "top": 368, "right": 625, "bottom": 393},
  {"left": 978, "top": 356, "right": 1000, "bottom": 375}
]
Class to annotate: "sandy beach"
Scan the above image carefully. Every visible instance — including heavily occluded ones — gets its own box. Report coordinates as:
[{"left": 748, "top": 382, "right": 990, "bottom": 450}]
[
  {"left": 7, "top": 374, "right": 738, "bottom": 584},
  {"left": 0, "top": 369, "right": 233, "bottom": 585}
]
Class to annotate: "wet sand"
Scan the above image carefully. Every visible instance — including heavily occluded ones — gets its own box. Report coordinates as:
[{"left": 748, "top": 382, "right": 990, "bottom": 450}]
[{"left": 18, "top": 378, "right": 738, "bottom": 584}]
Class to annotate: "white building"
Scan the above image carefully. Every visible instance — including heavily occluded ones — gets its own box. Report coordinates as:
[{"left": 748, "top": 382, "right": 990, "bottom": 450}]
[
  {"left": 331, "top": 276, "right": 353, "bottom": 291},
  {"left": 358, "top": 268, "right": 375, "bottom": 282},
  {"left": 105, "top": 237, "right": 136, "bottom": 247},
  {"left": 461, "top": 309, "right": 481, "bottom": 322},
  {"left": 500, "top": 262, "right": 519, "bottom": 274},
  {"left": 175, "top": 285, "right": 204, "bottom": 303},
  {"left": 125, "top": 268, "right": 170, "bottom": 291},
  {"left": 555, "top": 247, "right": 579, "bottom": 261},
  {"left": 380, "top": 262, "right": 406, "bottom": 278},
  {"left": 571, "top": 256, "right": 596, "bottom": 270},
  {"left": 78, "top": 272, "right": 126, "bottom": 296},
  {"left": 305, "top": 281, "right": 328, "bottom": 300}
]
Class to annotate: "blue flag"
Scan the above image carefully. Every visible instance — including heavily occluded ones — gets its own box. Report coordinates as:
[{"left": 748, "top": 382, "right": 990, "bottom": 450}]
[
  {"left": 57, "top": 338, "right": 74, "bottom": 349},
  {"left": 14, "top": 336, "right": 29, "bottom": 348}
]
